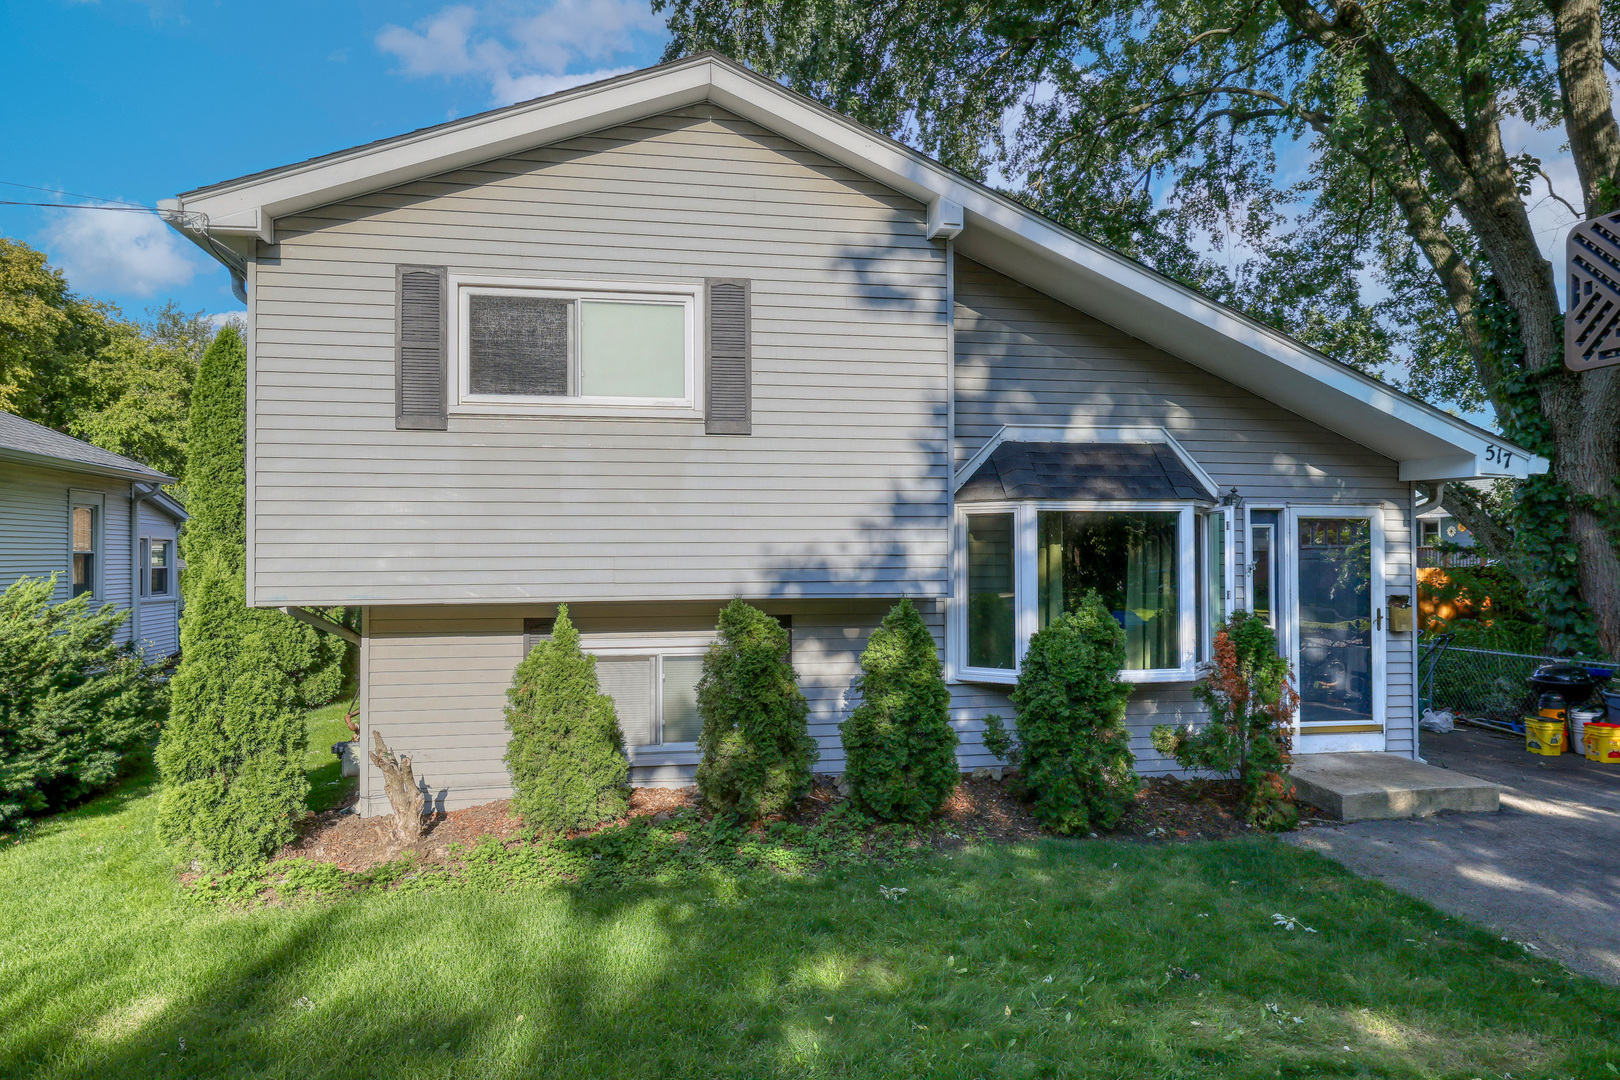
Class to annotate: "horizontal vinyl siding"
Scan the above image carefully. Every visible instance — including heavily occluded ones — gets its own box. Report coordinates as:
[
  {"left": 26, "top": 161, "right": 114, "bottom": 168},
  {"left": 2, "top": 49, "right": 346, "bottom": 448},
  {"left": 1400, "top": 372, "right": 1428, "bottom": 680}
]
[
  {"left": 357, "top": 600, "right": 891, "bottom": 815},
  {"left": 135, "top": 501, "right": 181, "bottom": 657},
  {"left": 253, "top": 106, "right": 949, "bottom": 608},
  {"left": 953, "top": 257, "right": 1417, "bottom": 758}
]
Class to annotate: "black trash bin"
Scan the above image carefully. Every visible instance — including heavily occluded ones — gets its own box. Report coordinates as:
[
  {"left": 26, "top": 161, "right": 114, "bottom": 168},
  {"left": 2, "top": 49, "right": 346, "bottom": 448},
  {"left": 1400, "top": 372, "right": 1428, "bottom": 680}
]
[{"left": 1529, "top": 664, "right": 1599, "bottom": 707}]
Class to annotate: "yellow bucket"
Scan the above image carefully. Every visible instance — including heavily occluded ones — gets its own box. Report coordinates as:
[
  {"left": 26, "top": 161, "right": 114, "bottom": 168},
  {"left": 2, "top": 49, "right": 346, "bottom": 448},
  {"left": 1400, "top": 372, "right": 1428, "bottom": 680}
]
[
  {"left": 1584, "top": 724, "right": 1620, "bottom": 765},
  {"left": 1526, "top": 718, "right": 1566, "bottom": 756}
]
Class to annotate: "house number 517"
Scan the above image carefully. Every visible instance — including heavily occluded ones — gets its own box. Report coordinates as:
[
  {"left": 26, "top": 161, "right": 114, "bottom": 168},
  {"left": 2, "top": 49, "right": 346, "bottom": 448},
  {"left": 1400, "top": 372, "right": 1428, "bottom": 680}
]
[{"left": 1483, "top": 445, "right": 1515, "bottom": 469}]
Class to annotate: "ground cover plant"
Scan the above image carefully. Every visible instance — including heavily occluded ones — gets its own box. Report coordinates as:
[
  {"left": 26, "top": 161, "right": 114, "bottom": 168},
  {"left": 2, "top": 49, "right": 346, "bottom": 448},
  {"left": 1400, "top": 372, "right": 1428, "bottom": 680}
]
[
  {"left": 0, "top": 574, "right": 165, "bottom": 827},
  {"left": 3, "top": 763, "right": 1618, "bottom": 1080},
  {"left": 839, "top": 598, "right": 958, "bottom": 823}
]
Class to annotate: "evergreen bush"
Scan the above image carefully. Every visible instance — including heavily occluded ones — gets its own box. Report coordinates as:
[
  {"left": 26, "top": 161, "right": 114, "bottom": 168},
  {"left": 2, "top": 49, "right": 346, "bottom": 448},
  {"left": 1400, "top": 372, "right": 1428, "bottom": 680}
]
[
  {"left": 696, "top": 600, "right": 817, "bottom": 819},
  {"left": 155, "top": 325, "right": 328, "bottom": 868},
  {"left": 0, "top": 575, "right": 165, "bottom": 827},
  {"left": 1151, "top": 611, "right": 1301, "bottom": 830},
  {"left": 503, "top": 605, "right": 629, "bottom": 832},
  {"left": 839, "top": 598, "right": 958, "bottom": 822},
  {"left": 156, "top": 553, "right": 313, "bottom": 866},
  {"left": 991, "top": 592, "right": 1138, "bottom": 834}
]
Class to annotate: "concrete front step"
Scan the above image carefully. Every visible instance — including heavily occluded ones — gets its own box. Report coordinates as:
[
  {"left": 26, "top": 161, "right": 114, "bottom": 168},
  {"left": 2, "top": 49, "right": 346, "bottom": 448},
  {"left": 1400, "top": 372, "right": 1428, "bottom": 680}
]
[{"left": 1290, "top": 752, "right": 1501, "bottom": 821}]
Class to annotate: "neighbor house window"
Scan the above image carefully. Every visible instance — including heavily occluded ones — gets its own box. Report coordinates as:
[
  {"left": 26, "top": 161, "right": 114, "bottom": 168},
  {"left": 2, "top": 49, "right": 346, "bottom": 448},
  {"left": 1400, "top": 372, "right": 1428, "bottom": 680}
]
[
  {"left": 147, "top": 539, "right": 172, "bottom": 597},
  {"left": 957, "top": 503, "right": 1196, "bottom": 682},
  {"left": 71, "top": 505, "right": 96, "bottom": 598},
  {"left": 594, "top": 651, "right": 707, "bottom": 748},
  {"left": 453, "top": 278, "right": 698, "bottom": 415}
]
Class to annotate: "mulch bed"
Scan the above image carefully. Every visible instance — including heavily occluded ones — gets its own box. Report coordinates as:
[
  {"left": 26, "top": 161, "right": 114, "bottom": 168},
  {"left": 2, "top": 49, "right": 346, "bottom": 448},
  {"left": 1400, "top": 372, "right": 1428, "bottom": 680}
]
[{"left": 277, "top": 773, "right": 1316, "bottom": 875}]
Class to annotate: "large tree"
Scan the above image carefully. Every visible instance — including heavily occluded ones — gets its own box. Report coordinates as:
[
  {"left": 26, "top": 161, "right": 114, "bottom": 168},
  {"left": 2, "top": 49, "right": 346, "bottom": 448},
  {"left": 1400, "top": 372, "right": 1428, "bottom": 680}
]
[
  {"left": 661, "top": 0, "right": 1620, "bottom": 657},
  {"left": 0, "top": 236, "right": 209, "bottom": 480}
]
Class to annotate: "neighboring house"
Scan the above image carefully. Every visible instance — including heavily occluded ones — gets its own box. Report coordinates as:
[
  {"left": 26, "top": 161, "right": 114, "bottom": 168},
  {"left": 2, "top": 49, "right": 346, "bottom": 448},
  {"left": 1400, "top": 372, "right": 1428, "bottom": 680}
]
[
  {"left": 0, "top": 411, "right": 187, "bottom": 657},
  {"left": 164, "top": 54, "right": 1545, "bottom": 817}
]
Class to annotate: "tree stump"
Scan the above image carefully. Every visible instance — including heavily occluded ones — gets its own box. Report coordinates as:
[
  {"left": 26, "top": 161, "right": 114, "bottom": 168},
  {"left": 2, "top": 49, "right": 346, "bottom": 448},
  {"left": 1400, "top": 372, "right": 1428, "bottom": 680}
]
[{"left": 368, "top": 731, "right": 426, "bottom": 843}]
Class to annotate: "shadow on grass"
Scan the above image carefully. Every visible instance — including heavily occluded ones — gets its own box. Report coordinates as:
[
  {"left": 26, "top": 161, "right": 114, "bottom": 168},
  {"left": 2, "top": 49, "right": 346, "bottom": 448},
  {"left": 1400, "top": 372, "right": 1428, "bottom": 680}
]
[{"left": 5, "top": 834, "right": 1619, "bottom": 1080}]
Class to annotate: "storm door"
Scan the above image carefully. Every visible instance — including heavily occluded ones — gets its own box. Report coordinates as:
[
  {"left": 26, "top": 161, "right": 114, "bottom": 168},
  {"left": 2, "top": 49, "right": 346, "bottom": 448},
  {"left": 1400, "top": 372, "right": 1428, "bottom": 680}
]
[{"left": 1288, "top": 509, "right": 1386, "bottom": 752}]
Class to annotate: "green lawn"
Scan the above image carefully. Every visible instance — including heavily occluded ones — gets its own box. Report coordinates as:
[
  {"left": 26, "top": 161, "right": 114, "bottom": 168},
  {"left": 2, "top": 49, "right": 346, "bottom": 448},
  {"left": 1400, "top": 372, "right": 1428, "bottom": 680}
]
[
  {"left": 300, "top": 702, "right": 358, "bottom": 813},
  {"left": 2, "top": 730, "right": 1616, "bottom": 1079}
]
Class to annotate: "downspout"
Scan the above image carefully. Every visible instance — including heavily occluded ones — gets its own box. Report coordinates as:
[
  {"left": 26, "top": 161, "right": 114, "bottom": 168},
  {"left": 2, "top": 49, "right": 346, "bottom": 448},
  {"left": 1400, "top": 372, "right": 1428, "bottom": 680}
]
[{"left": 945, "top": 235, "right": 956, "bottom": 599}]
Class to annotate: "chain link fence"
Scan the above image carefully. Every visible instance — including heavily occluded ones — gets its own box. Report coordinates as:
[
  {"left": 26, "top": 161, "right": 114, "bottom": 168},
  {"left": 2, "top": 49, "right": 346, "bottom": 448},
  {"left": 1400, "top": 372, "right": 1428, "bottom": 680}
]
[{"left": 1419, "top": 639, "right": 1616, "bottom": 729}]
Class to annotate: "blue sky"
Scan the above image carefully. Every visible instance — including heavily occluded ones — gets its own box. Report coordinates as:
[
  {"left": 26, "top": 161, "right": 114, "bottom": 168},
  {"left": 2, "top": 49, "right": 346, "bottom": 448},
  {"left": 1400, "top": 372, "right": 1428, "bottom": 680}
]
[{"left": 0, "top": 0, "right": 672, "bottom": 320}]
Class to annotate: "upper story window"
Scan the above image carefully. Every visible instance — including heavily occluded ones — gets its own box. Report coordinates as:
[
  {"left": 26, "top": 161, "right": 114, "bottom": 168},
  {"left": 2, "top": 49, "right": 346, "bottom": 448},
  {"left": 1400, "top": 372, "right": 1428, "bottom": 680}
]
[
  {"left": 71, "top": 505, "right": 97, "bottom": 599},
  {"left": 451, "top": 277, "right": 700, "bottom": 418}
]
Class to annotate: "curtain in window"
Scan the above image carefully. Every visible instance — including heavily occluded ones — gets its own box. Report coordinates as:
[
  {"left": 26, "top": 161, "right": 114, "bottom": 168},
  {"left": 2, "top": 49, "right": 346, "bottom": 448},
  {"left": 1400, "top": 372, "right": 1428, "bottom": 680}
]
[{"left": 1124, "top": 520, "right": 1178, "bottom": 669}]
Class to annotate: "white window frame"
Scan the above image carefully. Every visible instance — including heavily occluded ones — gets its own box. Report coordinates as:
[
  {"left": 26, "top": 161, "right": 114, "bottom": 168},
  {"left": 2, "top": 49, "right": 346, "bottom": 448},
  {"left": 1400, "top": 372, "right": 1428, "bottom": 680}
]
[
  {"left": 1243, "top": 505, "right": 1284, "bottom": 630},
  {"left": 1198, "top": 506, "right": 1236, "bottom": 660},
  {"left": 1285, "top": 505, "right": 1387, "bottom": 749},
  {"left": 448, "top": 273, "right": 704, "bottom": 419},
  {"left": 952, "top": 500, "right": 1199, "bottom": 685},
  {"left": 583, "top": 632, "right": 713, "bottom": 761}
]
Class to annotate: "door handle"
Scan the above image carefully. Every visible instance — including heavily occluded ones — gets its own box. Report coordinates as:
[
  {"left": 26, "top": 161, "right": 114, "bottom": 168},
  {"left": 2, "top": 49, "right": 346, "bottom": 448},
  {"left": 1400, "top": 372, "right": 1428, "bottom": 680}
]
[{"left": 1375, "top": 609, "right": 1383, "bottom": 631}]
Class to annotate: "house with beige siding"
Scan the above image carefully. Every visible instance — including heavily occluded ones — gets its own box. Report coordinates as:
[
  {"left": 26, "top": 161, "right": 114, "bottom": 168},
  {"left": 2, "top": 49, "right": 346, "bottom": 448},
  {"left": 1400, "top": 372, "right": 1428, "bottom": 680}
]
[
  {"left": 163, "top": 54, "right": 1545, "bottom": 817},
  {"left": 0, "top": 411, "right": 187, "bottom": 658}
]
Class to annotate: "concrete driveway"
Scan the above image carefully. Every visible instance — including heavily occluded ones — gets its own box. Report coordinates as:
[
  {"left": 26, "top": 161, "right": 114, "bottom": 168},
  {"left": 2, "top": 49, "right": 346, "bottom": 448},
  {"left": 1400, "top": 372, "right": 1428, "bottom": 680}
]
[{"left": 1286, "top": 725, "right": 1620, "bottom": 984}]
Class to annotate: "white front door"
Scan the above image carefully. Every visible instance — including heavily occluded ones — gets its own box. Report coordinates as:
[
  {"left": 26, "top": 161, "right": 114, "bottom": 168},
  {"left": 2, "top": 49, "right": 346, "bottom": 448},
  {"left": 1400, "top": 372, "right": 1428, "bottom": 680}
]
[{"left": 1285, "top": 508, "right": 1386, "bottom": 753}]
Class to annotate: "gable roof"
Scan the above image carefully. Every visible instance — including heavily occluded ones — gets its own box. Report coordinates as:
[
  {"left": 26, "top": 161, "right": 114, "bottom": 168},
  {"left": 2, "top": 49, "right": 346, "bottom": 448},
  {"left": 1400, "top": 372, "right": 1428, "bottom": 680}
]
[
  {"left": 0, "top": 410, "right": 174, "bottom": 484},
  {"left": 164, "top": 53, "right": 1545, "bottom": 483}
]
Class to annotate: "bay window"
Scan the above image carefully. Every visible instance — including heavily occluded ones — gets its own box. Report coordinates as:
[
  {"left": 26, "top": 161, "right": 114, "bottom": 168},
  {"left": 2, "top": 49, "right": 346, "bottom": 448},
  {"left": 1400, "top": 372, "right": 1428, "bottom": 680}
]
[{"left": 956, "top": 503, "right": 1198, "bottom": 683}]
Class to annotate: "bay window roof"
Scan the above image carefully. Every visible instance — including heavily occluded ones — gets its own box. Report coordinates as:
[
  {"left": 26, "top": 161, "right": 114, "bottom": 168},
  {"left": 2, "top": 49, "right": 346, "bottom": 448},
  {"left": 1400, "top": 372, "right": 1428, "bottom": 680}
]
[{"left": 956, "top": 440, "right": 1213, "bottom": 503}]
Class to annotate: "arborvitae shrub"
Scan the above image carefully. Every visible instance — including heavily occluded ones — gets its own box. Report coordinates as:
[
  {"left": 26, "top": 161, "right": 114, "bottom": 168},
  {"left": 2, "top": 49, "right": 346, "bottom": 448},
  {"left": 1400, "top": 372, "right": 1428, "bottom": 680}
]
[
  {"left": 840, "top": 598, "right": 958, "bottom": 822},
  {"left": 156, "top": 325, "right": 326, "bottom": 868},
  {"left": 0, "top": 575, "right": 165, "bottom": 827},
  {"left": 1151, "top": 611, "right": 1301, "bottom": 830},
  {"left": 503, "top": 605, "right": 629, "bottom": 832},
  {"left": 1006, "top": 592, "right": 1138, "bottom": 834},
  {"left": 696, "top": 600, "right": 816, "bottom": 819},
  {"left": 156, "top": 552, "right": 311, "bottom": 867}
]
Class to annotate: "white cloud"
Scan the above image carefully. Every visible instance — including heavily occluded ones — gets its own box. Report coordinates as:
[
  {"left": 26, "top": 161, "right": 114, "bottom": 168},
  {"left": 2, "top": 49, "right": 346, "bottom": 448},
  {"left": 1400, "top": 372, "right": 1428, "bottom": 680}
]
[
  {"left": 41, "top": 205, "right": 201, "bottom": 298},
  {"left": 377, "top": 0, "right": 663, "bottom": 106}
]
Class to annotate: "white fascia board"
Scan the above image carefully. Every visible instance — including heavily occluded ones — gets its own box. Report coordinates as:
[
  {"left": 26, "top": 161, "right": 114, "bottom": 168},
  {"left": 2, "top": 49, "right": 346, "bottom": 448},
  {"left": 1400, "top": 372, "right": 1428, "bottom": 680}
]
[{"left": 953, "top": 424, "right": 1222, "bottom": 500}]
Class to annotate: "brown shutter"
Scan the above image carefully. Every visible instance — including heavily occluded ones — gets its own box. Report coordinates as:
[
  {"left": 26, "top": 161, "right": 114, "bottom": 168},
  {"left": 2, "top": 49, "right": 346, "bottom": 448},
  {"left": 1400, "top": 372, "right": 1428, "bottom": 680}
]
[
  {"left": 705, "top": 278, "right": 750, "bottom": 434},
  {"left": 396, "top": 265, "right": 448, "bottom": 430}
]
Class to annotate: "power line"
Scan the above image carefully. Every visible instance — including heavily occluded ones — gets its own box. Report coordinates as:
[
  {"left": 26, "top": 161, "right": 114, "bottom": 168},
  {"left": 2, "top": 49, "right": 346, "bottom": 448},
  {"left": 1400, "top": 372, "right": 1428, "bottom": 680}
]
[
  {"left": 0, "top": 180, "right": 147, "bottom": 208},
  {"left": 0, "top": 199, "right": 165, "bottom": 213}
]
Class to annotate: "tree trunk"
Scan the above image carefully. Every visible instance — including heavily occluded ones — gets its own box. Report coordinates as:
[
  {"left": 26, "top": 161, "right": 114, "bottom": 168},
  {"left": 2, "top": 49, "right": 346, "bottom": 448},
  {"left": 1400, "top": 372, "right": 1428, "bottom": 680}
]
[
  {"left": 368, "top": 731, "right": 426, "bottom": 843},
  {"left": 1541, "top": 366, "right": 1620, "bottom": 658}
]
